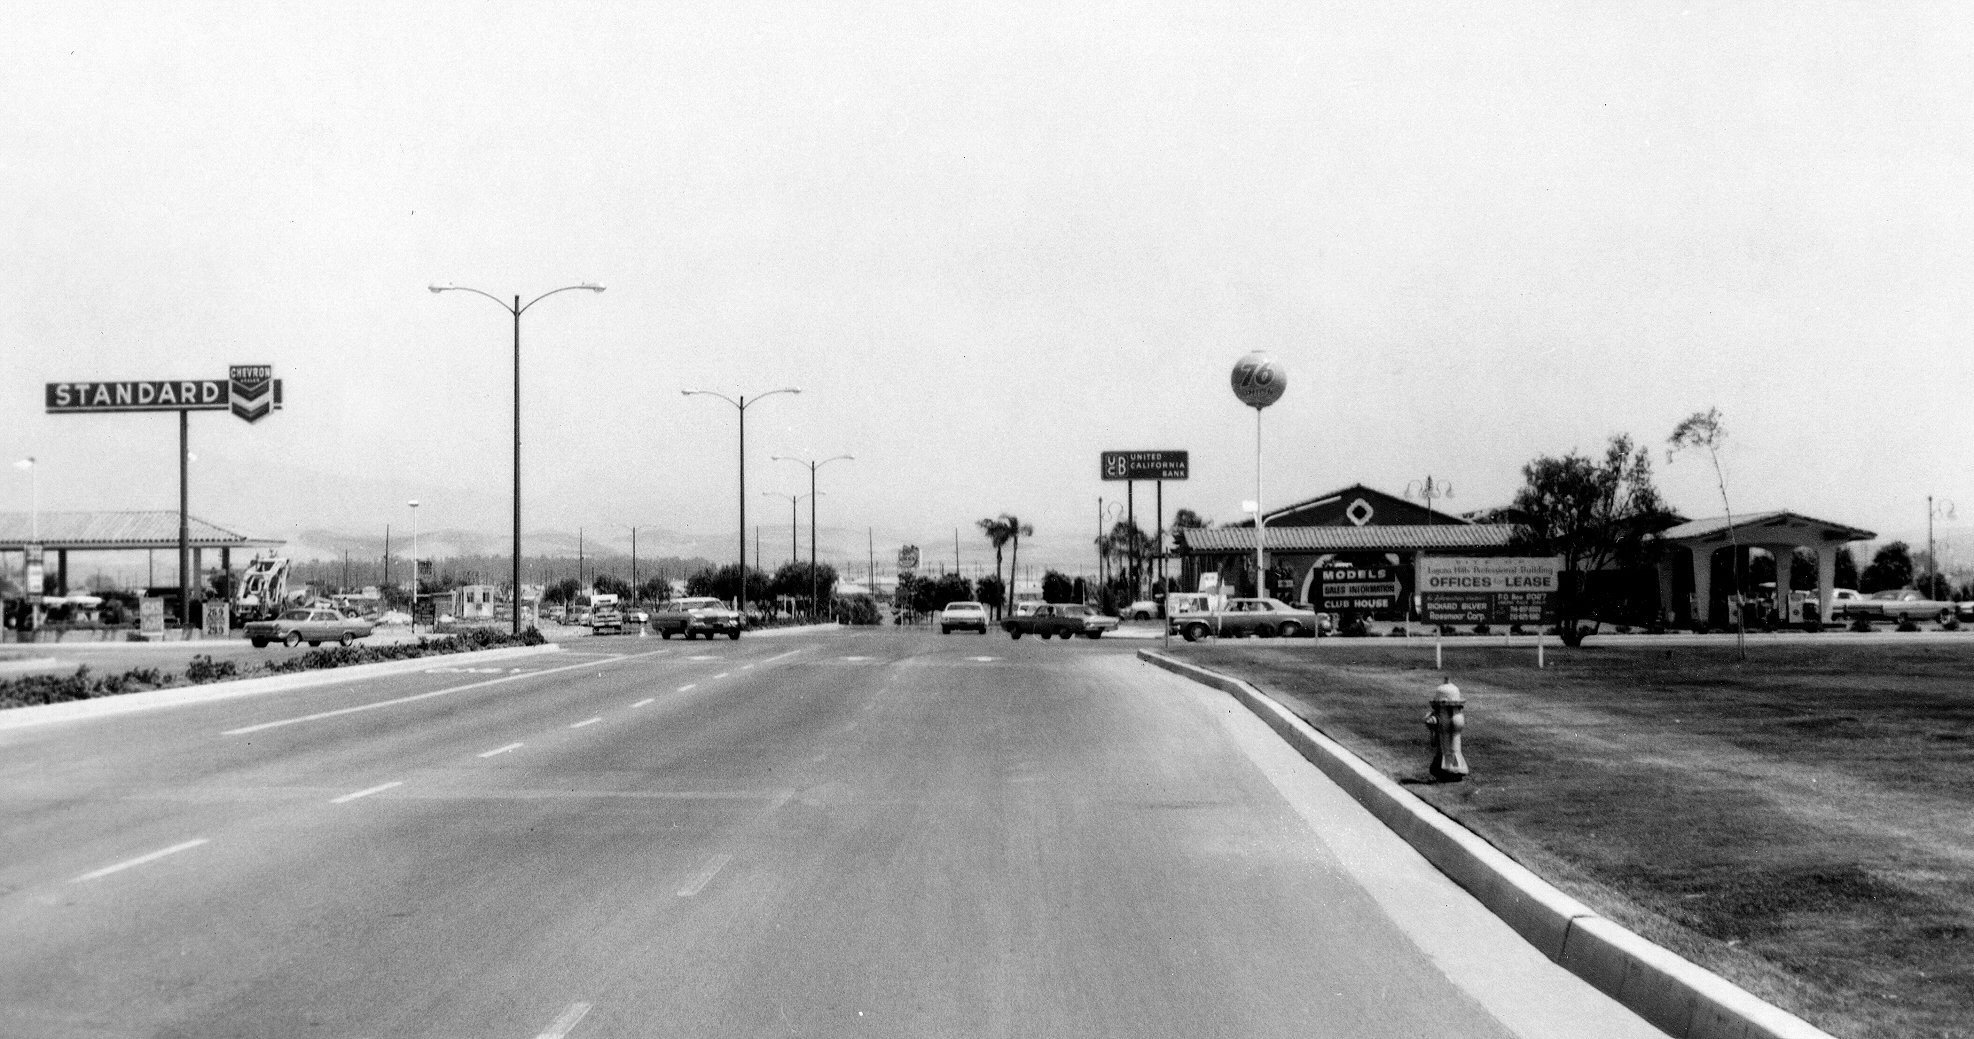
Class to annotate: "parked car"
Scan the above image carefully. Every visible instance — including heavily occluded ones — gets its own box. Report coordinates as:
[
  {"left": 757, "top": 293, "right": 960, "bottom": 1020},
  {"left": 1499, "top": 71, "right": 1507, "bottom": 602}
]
[
  {"left": 1825, "top": 588, "right": 1863, "bottom": 620},
  {"left": 1126, "top": 599, "right": 1161, "bottom": 621},
  {"left": 1847, "top": 588, "right": 1956, "bottom": 624},
  {"left": 245, "top": 606, "right": 375, "bottom": 648},
  {"left": 653, "top": 596, "right": 743, "bottom": 640},
  {"left": 939, "top": 601, "right": 990, "bottom": 634},
  {"left": 1173, "top": 597, "right": 1319, "bottom": 641}
]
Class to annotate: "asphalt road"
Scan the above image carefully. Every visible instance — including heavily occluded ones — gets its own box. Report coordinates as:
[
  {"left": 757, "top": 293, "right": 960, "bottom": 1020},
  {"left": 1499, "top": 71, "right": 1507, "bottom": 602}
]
[{"left": 0, "top": 629, "right": 1665, "bottom": 1038}]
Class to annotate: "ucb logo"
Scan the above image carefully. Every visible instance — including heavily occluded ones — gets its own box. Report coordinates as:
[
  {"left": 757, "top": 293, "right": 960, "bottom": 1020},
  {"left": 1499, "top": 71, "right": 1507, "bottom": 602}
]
[{"left": 229, "top": 365, "right": 282, "bottom": 423}]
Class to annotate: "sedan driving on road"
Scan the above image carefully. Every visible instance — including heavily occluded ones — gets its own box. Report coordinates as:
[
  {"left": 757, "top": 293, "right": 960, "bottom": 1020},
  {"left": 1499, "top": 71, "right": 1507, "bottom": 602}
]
[
  {"left": 939, "top": 601, "right": 990, "bottom": 634},
  {"left": 244, "top": 606, "right": 375, "bottom": 649}
]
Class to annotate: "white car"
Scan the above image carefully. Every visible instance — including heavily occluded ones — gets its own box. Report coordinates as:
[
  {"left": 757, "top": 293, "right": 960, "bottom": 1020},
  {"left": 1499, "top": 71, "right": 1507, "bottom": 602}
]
[
  {"left": 940, "top": 601, "right": 990, "bottom": 634},
  {"left": 1126, "top": 599, "right": 1161, "bottom": 621}
]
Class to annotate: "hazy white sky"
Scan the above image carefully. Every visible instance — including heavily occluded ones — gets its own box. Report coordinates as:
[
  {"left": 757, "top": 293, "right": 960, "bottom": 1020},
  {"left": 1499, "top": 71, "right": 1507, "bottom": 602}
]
[{"left": 6, "top": 2, "right": 1973, "bottom": 571}]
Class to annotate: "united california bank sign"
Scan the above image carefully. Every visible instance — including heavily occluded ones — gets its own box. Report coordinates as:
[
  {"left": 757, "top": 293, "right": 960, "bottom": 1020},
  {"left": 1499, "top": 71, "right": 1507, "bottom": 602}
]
[{"left": 46, "top": 365, "right": 283, "bottom": 423}]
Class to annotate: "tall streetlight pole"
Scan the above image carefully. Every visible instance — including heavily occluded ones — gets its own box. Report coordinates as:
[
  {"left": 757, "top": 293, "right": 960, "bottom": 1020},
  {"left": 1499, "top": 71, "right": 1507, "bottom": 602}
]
[
  {"left": 14, "top": 458, "right": 36, "bottom": 629},
  {"left": 773, "top": 454, "right": 853, "bottom": 620},
  {"left": 683, "top": 388, "right": 800, "bottom": 615},
  {"left": 762, "top": 491, "right": 814, "bottom": 568},
  {"left": 408, "top": 500, "right": 420, "bottom": 633},
  {"left": 430, "top": 282, "right": 605, "bottom": 634}
]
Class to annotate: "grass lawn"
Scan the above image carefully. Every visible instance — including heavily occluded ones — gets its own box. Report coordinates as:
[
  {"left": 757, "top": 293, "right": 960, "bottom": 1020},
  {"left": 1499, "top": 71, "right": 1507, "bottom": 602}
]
[{"left": 1168, "top": 638, "right": 1974, "bottom": 1039}]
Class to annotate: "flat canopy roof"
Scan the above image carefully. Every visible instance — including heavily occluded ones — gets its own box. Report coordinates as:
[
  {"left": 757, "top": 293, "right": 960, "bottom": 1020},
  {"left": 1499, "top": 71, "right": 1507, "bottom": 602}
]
[
  {"left": 1652, "top": 510, "right": 1874, "bottom": 546},
  {"left": 1177, "top": 524, "right": 1517, "bottom": 554},
  {"left": 0, "top": 511, "right": 283, "bottom": 552}
]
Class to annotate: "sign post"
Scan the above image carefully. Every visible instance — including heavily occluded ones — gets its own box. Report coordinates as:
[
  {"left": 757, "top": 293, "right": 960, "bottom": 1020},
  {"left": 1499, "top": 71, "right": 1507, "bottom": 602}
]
[
  {"left": 45, "top": 366, "right": 282, "bottom": 632},
  {"left": 1230, "top": 353, "right": 1286, "bottom": 597},
  {"left": 1101, "top": 452, "right": 1190, "bottom": 604},
  {"left": 1419, "top": 556, "right": 1563, "bottom": 669},
  {"left": 897, "top": 545, "right": 918, "bottom": 624}
]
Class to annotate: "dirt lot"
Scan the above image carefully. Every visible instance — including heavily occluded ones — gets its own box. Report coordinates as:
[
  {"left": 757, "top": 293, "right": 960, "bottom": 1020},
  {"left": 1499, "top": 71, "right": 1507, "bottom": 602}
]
[{"left": 1169, "top": 638, "right": 1974, "bottom": 1039}]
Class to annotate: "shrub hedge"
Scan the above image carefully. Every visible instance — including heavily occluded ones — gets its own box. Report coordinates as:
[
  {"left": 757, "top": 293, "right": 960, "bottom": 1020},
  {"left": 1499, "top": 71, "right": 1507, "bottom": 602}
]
[{"left": 0, "top": 628, "right": 548, "bottom": 712}]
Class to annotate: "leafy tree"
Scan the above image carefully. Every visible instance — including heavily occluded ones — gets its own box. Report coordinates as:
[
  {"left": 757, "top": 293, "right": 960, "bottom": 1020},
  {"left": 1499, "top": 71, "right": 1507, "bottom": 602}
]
[
  {"left": 1836, "top": 546, "right": 1858, "bottom": 590},
  {"left": 637, "top": 576, "right": 672, "bottom": 603},
  {"left": 769, "top": 561, "right": 838, "bottom": 614},
  {"left": 918, "top": 572, "right": 973, "bottom": 613},
  {"left": 686, "top": 565, "right": 771, "bottom": 605},
  {"left": 592, "top": 574, "right": 631, "bottom": 597},
  {"left": 1668, "top": 408, "right": 1746, "bottom": 653},
  {"left": 1171, "top": 508, "right": 1211, "bottom": 529},
  {"left": 1511, "top": 433, "right": 1672, "bottom": 645},
  {"left": 1860, "top": 542, "right": 1914, "bottom": 593},
  {"left": 1003, "top": 514, "right": 1034, "bottom": 607},
  {"left": 977, "top": 516, "right": 1015, "bottom": 617},
  {"left": 975, "top": 574, "right": 1005, "bottom": 614},
  {"left": 542, "top": 577, "right": 582, "bottom": 605},
  {"left": 1042, "top": 569, "right": 1077, "bottom": 603}
]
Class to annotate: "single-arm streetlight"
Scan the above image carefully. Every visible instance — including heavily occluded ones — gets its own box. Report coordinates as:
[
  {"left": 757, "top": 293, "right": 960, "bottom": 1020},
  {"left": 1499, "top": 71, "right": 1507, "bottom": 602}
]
[
  {"left": 430, "top": 282, "right": 604, "bottom": 634},
  {"left": 773, "top": 454, "right": 853, "bottom": 620},
  {"left": 683, "top": 388, "right": 800, "bottom": 615}
]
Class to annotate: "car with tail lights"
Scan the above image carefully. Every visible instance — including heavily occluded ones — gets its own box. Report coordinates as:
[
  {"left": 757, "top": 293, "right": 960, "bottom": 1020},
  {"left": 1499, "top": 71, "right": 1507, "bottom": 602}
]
[{"left": 653, "top": 596, "right": 743, "bottom": 640}]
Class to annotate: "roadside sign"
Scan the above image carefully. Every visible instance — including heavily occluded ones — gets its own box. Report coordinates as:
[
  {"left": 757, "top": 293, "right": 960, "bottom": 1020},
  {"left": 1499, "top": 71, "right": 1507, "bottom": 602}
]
[
  {"left": 1230, "top": 352, "right": 1286, "bottom": 409},
  {"left": 1100, "top": 450, "right": 1189, "bottom": 481},
  {"left": 46, "top": 365, "right": 282, "bottom": 422},
  {"left": 897, "top": 545, "right": 919, "bottom": 572},
  {"left": 202, "top": 601, "right": 230, "bottom": 638},
  {"left": 22, "top": 544, "right": 43, "bottom": 603},
  {"left": 1316, "top": 563, "right": 1401, "bottom": 613},
  {"left": 1419, "top": 556, "right": 1561, "bottom": 624},
  {"left": 140, "top": 597, "right": 165, "bottom": 636}
]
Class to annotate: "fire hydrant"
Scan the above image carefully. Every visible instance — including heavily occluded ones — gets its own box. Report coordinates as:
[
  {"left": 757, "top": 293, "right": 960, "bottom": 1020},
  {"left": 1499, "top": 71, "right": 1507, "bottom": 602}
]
[{"left": 1425, "top": 679, "right": 1469, "bottom": 782}]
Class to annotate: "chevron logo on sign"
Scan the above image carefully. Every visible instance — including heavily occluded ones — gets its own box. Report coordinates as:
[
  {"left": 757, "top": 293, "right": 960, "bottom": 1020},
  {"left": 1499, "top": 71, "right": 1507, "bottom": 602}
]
[{"left": 228, "top": 365, "right": 281, "bottom": 423}]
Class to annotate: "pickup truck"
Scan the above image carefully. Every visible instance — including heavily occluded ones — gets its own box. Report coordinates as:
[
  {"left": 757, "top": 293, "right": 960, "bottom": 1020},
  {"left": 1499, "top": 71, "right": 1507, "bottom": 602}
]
[
  {"left": 1172, "top": 597, "right": 1318, "bottom": 641},
  {"left": 589, "top": 593, "right": 624, "bottom": 635},
  {"left": 1001, "top": 602, "right": 1113, "bottom": 640},
  {"left": 653, "top": 596, "right": 744, "bottom": 640}
]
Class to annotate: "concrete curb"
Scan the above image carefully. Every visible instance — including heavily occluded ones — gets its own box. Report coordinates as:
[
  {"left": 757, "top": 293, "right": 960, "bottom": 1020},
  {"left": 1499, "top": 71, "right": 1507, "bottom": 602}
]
[
  {"left": 0, "top": 644, "right": 566, "bottom": 733},
  {"left": 1137, "top": 649, "right": 1834, "bottom": 1039}
]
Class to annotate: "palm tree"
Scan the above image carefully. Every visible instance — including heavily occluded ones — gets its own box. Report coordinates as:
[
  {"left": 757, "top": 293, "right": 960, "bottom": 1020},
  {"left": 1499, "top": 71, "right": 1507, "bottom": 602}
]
[
  {"left": 977, "top": 516, "right": 1014, "bottom": 617},
  {"left": 1002, "top": 513, "right": 1034, "bottom": 611}
]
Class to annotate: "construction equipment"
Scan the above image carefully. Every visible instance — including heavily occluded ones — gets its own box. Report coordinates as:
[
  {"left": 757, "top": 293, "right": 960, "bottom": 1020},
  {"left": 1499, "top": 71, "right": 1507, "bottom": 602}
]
[{"left": 234, "top": 552, "right": 291, "bottom": 623}]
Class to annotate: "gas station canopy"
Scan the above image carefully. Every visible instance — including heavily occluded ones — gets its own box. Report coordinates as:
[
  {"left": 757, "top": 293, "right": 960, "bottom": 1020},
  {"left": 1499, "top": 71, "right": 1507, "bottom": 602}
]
[{"left": 0, "top": 511, "right": 282, "bottom": 552}]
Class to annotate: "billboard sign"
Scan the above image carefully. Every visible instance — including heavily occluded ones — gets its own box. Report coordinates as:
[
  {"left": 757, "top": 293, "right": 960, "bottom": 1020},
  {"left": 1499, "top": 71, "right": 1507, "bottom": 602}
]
[
  {"left": 897, "top": 545, "right": 920, "bottom": 573},
  {"left": 46, "top": 365, "right": 282, "bottom": 422},
  {"left": 1316, "top": 563, "right": 1401, "bottom": 613},
  {"left": 140, "top": 597, "right": 165, "bottom": 636},
  {"left": 1419, "top": 556, "right": 1562, "bottom": 624},
  {"left": 1100, "top": 450, "right": 1189, "bottom": 481}
]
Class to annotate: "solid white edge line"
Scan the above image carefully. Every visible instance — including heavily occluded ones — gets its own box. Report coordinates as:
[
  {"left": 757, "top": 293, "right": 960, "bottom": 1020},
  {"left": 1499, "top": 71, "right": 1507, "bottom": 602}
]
[
  {"left": 223, "top": 657, "right": 624, "bottom": 736},
  {"left": 676, "top": 853, "right": 733, "bottom": 897},
  {"left": 631, "top": 698, "right": 654, "bottom": 708},
  {"left": 533, "top": 1001, "right": 593, "bottom": 1039},
  {"left": 570, "top": 717, "right": 602, "bottom": 728},
  {"left": 478, "top": 742, "right": 525, "bottom": 758},
  {"left": 331, "top": 781, "right": 403, "bottom": 804},
  {"left": 71, "top": 838, "right": 209, "bottom": 883}
]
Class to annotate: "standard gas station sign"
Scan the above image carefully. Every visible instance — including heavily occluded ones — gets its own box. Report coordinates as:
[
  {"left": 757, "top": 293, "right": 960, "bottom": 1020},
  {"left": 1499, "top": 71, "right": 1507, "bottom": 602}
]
[
  {"left": 1100, "top": 450, "right": 1189, "bottom": 481},
  {"left": 1420, "top": 556, "right": 1562, "bottom": 624},
  {"left": 46, "top": 366, "right": 283, "bottom": 422}
]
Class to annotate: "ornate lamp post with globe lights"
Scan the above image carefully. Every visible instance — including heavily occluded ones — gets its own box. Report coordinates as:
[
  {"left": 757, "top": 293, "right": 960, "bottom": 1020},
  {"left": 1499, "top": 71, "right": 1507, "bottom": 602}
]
[{"left": 1231, "top": 352, "right": 1287, "bottom": 597}]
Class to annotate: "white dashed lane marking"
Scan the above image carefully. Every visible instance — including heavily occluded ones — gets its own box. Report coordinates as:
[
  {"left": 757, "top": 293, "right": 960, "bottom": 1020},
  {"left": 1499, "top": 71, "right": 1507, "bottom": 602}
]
[
  {"left": 570, "top": 717, "right": 602, "bottom": 729},
  {"left": 713, "top": 672, "right": 729, "bottom": 679},
  {"left": 533, "top": 1001, "right": 593, "bottom": 1039},
  {"left": 477, "top": 742, "right": 525, "bottom": 758},
  {"left": 632, "top": 698, "right": 654, "bottom": 708},
  {"left": 677, "top": 853, "right": 733, "bottom": 897},
  {"left": 678, "top": 684, "right": 696, "bottom": 692},
  {"left": 331, "top": 781, "right": 402, "bottom": 804},
  {"left": 967, "top": 656, "right": 999, "bottom": 662},
  {"left": 71, "top": 839, "right": 209, "bottom": 883}
]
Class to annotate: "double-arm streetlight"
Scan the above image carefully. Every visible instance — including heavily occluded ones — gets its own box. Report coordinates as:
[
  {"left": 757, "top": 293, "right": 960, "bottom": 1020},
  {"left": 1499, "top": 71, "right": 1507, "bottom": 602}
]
[
  {"left": 773, "top": 454, "right": 853, "bottom": 619},
  {"left": 430, "top": 282, "right": 604, "bottom": 634},
  {"left": 682, "top": 388, "right": 800, "bottom": 615}
]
